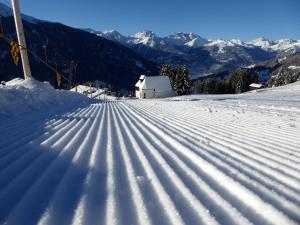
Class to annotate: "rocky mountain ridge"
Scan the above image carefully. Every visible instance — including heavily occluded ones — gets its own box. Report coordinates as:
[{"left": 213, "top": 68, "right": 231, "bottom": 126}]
[{"left": 88, "top": 28, "right": 300, "bottom": 77}]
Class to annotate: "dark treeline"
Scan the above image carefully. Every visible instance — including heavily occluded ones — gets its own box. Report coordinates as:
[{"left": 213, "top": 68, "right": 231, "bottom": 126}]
[{"left": 193, "top": 69, "right": 259, "bottom": 94}]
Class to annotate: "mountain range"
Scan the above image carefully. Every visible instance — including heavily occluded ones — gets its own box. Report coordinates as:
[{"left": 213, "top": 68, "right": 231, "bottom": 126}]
[
  {"left": 86, "top": 29, "right": 300, "bottom": 78},
  {"left": 94, "top": 29, "right": 300, "bottom": 52}
]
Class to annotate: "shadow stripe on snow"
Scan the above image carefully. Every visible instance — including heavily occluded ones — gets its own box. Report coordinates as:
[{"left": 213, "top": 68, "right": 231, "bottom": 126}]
[{"left": 0, "top": 105, "right": 99, "bottom": 224}]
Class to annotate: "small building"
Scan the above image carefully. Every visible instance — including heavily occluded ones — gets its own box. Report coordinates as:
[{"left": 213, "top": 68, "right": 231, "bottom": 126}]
[
  {"left": 135, "top": 75, "right": 146, "bottom": 97},
  {"left": 135, "top": 75, "right": 175, "bottom": 99},
  {"left": 70, "top": 85, "right": 108, "bottom": 99},
  {"left": 249, "top": 83, "right": 265, "bottom": 91}
]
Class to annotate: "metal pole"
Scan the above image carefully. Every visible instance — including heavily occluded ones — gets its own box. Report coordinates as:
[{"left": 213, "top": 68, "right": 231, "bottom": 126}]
[{"left": 11, "top": 0, "right": 32, "bottom": 79}]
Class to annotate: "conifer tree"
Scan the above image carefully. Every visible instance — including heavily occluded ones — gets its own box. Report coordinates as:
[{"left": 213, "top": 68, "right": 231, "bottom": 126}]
[
  {"left": 227, "top": 69, "right": 259, "bottom": 93},
  {"left": 175, "top": 65, "right": 190, "bottom": 95},
  {"left": 160, "top": 64, "right": 176, "bottom": 90}
]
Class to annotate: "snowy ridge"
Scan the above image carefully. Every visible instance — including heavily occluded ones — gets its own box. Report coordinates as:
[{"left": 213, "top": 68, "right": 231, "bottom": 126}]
[
  {"left": 86, "top": 29, "right": 300, "bottom": 77},
  {"left": 129, "top": 30, "right": 162, "bottom": 47},
  {"left": 87, "top": 28, "right": 300, "bottom": 53},
  {"left": 0, "top": 82, "right": 300, "bottom": 224},
  {"left": 97, "top": 30, "right": 128, "bottom": 45},
  {"left": 165, "top": 32, "right": 208, "bottom": 47},
  {"left": 204, "top": 39, "right": 247, "bottom": 53},
  {"left": 247, "top": 38, "right": 300, "bottom": 53},
  {"left": 92, "top": 30, "right": 210, "bottom": 48},
  {"left": 185, "top": 37, "right": 208, "bottom": 48}
]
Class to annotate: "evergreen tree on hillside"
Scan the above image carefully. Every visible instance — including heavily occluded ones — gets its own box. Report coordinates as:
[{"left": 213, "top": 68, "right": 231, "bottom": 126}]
[
  {"left": 175, "top": 65, "right": 190, "bottom": 95},
  {"left": 227, "top": 69, "right": 259, "bottom": 93},
  {"left": 160, "top": 64, "right": 176, "bottom": 90},
  {"left": 193, "top": 78, "right": 228, "bottom": 94},
  {"left": 193, "top": 80, "right": 206, "bottom": 93}
]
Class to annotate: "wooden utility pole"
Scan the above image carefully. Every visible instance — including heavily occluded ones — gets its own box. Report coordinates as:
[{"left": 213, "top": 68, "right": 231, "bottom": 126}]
[{"left": 11, "top": 0, "right": 32, "bottom": 79}]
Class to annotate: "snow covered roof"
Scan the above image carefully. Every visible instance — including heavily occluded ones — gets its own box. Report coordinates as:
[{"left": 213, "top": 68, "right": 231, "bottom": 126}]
[
  {"left": 139, "top": 76, "right": 172, "bottom": 91},
  {"left": 288, "top": 65, "right": 300, "bottom": 70},
  {"left": 70, "top": 85, "right": 93, "bottom": 94},
  {"left": 70, "top": 85, "right": 108, "bottom": 99},
  {"left": 249, "top": 83, "right": 264, "bottom": 88},
  {"left": 70, "top": 85, "right": 107, "bottom": 94},
  {"left": 135, "top": 80, "right": 141, "bottom": 87},
  {"left": 135, "top": 75, "right": 146, "bottom": 87}
]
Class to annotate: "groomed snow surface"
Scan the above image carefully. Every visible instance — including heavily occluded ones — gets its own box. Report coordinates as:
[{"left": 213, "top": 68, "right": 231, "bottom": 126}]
[{"left": 0, "top": 81, "right": 300, "bottom": 225}]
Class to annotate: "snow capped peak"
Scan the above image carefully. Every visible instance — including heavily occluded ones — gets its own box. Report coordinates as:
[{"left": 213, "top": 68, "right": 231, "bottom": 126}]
[
  {"left": 101, "top": 29, "right": 124, "bottom": 39},
  {"left": 271, "top": 39, "right": 300, "bottom": 53},
  {"left": 206, "top": 39, "right": 233, "bottom": 46},
  {"left": 166, "top": 32, "right": 208, "bottom": 47},
  {"left": 129, "top": 30, "right": 160, "bottom": 47},
  {"left": 275, "top": 38, "right": 299, "bottom": 47},
  {"left": 230, "top": 39, "right": 244, "bottom": 46},
  {"left": 204, "top": 39, "right": 249, "bottom": 53},
  {"left": 246, "top": 37, "right": 300, "bottom": 53},
  {"left": 84, "top": 27, "right": 300, "bottom": 54},
  {"left": 130, "top": 30, "right": 156, "bottom": 39},
  {"left": 171, "top": 32, "right": 200, "bottom": 41},
  {"left": 185, "top": 38, "right": 208, "bottom": 48},
  {"left": 102, "top": 29, "right": 120, "bottom": 35},
  {"left": 96, "top": 29, "right": 128, "bottom": 44},
  {"left": 247, "top": 37, "right": 274, "bottom": 49}
]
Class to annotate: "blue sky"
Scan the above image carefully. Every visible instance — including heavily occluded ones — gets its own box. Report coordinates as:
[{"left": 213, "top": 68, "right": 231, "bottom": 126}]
[{"left": 3, "top": 0, "right": 300, "bottom": 40}]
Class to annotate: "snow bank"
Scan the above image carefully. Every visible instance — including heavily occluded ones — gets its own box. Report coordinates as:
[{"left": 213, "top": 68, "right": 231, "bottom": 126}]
[{"left": 0, "top": 78, "right": 93, "bottom": 117}]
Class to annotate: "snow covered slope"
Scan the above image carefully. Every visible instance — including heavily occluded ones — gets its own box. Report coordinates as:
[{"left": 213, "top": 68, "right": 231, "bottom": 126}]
[
  {"left": 0, "top": 78, "right": 92, "bottom": 117},
  {"left": 0, "top": 82, "right": 299, "bottom": 225}
]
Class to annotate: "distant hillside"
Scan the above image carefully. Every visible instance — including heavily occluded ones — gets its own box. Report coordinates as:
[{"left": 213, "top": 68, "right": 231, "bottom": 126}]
[
  {"left": 192, "top": 53, "right": 300, "bottom": 94},
  {"left": 0, "top": 10, "right": 158, "bottom": 91},
  {"left": 252, "top": 53, "right": 300, "bottom": 87}
]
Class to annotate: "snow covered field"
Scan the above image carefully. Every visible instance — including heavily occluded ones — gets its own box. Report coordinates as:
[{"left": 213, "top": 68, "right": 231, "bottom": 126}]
[{"left": 0, "top": 81, "right": 300, "bottom": 225}]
